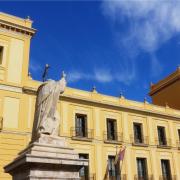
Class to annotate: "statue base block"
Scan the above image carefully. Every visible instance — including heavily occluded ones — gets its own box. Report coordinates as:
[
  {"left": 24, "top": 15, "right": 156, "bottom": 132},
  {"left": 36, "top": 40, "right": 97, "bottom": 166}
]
[{"left": 4, "top": 135, "right": 88, "bottom": 180}]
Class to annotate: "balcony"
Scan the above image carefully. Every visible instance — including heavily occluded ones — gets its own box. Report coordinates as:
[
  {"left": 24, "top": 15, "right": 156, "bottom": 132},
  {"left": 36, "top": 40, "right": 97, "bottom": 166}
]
[
  {"left": 156, "top": 138, "right": 172, "bottom": 149},
  {"left": 108, "top": 174, "right": 127, "bottom": 180},
  {"left": 159, "top": 175, "right": 177, "bottom": 180},
  {"left": 71, "top": 127, "right": 94, "bottom": 141},
  {"left": 103, "top": 131, "right": 123, "bottom": 144},
  {"left": 130, "top": 135, "right": 149, "bottom": 147},
  {"left": 134, "top": 175, "right": 154, "bottom": 180}
]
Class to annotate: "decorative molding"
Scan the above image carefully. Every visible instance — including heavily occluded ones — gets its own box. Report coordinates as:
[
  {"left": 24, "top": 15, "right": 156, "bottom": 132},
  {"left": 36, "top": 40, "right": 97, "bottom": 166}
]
[
  {"left": 1, "top": 84, "right": 180, "bottom": 120},
  {"left": 22, "top": 86, "right": 37, "bottom": 95},
  {"left": 0, "top": 84, "right": 22, "bottom": 93},
  {"left": 149, "top": 68, "right": 180, "bottom": 96},
  {"left": 60, "top": 95, "right": 180, "bottom": 120},
  {"left": 22, "top": 86, "right": 180, "bottom": 119},
  {"left": 0, "top": 129, "right": 31, "bottom": 135},
  {"left": 0, "top": 19, "right": 36, "bottom": 37}
]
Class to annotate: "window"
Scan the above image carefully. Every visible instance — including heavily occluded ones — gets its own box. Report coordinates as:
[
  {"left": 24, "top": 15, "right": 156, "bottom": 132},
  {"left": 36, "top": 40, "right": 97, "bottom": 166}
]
[
  {"left": 108, "top": 156, "right": 116, "bottom": 178},
  {"left": 136, "top": 158, "right": 148, "bottom": 180},
  {"left": 107, "top": 119, "right": 117, "bottom": 141},
  {"left": 157, "top": 126, "right": 167, "bottom": 146},
  {"left": 75, "top": 114, "right": 87, "bottom": 138},
  {"left": 0, "top": 46, "right": 3, "bottom": 65},
  {"left": 133, "top": 123, "right": 143, "bottom": 143},
  {"left": 79, "top": 154, "right": 89, "bottom": 180},
  {"left": 161, "top": 160, "right": 171, "bottom": 180}
]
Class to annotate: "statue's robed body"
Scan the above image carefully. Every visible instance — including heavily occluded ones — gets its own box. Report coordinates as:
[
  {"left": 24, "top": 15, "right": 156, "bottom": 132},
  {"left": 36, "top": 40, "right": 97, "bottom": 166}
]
[{"left": 32, "top": 75, "right": 66, "bottom": 141}]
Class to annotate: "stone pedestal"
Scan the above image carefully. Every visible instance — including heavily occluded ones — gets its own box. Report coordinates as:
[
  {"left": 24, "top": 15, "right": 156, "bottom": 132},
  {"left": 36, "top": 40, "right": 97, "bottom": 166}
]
[{"left": 4, "top": 135, "right": 88, "bottom": 180}]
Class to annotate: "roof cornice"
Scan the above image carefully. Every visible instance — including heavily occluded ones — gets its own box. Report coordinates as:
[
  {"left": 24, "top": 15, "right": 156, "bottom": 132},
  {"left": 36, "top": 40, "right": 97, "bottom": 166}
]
[
  {"left": 22, "top": 85, "right": 180, "bottom": 120},
  {"left": 149, "top": 68, "right": 180, "bottom": 96},
  {"left": 0, "top": 19, "right": 36, "bottom": 37}
]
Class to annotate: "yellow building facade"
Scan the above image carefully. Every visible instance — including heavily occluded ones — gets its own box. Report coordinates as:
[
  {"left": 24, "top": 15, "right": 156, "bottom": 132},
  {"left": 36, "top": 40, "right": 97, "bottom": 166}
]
[{"left": 0, "top": 12, "right": 180, "bottom": 180}]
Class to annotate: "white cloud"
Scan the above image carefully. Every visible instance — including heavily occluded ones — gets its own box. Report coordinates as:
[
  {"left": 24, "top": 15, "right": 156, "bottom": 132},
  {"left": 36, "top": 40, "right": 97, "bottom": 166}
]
[
  {"left": 67, "top": 68, "right": 113, "bottom": 83},
  {"left": 102, "top": 0, "right": 180, "bottom": 77},
  {"left": 67, "top": 65, "right": 136, "bottom": 85},
  {"left": 29, "top": 58, "right": 42, "bottom": 73},
  {"left": 66, "top": 71, "right": 86, "bottom": 82},
  {"left": 102, "top": 0, "right": 180, "bottom": 53},
  {"left": 94, "top": 68, "right": 113, "bottom": 83}
]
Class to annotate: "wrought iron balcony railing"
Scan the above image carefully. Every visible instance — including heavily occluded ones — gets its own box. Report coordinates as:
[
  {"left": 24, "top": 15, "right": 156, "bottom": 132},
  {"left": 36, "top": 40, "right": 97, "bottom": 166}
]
[
  {"left": 103, "top": 131, "right": 123, "bottom": 144},
  {"left": 71, "top": 127, "right": 94, "bottom": 141},
  {"left": 156, "top": 138, "right": 172, "bottom": 148},
  {"left": 107, "top": 174, "right": 127, "bottom": 180},
  {"left": 134, "top": 175, "right": 154, "bottom": 180},
  {"left": 159, "top": 175, "right": 177, "bottom": 180},
  {"left": 130, "top": 135, "right": 149, "bottom": 146}
]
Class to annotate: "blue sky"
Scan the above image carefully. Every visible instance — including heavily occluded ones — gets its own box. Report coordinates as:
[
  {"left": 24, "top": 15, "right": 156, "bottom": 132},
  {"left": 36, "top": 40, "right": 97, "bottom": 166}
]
[{"left": 1, "top": 1, "right": 180, "bottom": 102}]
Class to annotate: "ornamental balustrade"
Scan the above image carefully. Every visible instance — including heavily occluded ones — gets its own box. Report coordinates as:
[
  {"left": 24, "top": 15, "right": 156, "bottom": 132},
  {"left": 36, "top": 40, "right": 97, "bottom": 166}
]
[
  {"left": 103, "top": 131, "right": 123, "bottom": 144},
  {"left": 70, "top": 127, "right": 94, "bottom": 140}
]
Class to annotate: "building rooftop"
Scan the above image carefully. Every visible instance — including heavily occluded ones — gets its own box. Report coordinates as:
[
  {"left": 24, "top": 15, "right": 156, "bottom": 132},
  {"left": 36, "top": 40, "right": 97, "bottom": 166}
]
[
  {"left": 0, "top": 12, "right": 36, "bottom": 36},
  {"left": 149, "top": 66, "right": 180, "bottom": 96},
  {"left": 21, "top": 78, "right": 180, "bottom": 120}
]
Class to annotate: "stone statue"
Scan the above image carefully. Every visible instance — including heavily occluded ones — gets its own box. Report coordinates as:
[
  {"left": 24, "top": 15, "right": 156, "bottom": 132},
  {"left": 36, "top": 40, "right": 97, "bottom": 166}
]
[
  {"left": 31, "top": 72, "right": 66, "bottom": 141},
  {"left": 5, "top": 72, "right": 89, "bottom": 180}
]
